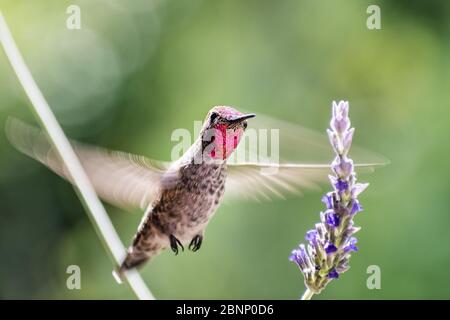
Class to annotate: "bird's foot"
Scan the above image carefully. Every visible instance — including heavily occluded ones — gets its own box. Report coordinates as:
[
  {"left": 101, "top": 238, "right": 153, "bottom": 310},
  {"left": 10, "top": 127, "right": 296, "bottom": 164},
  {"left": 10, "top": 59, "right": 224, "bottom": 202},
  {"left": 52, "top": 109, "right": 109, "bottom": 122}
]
[
  {"left": 170, "top": 234, "right": 184, "bottom": 255},
  {"left": 189, "top": 235, "right": 203, "bottom": 252}
]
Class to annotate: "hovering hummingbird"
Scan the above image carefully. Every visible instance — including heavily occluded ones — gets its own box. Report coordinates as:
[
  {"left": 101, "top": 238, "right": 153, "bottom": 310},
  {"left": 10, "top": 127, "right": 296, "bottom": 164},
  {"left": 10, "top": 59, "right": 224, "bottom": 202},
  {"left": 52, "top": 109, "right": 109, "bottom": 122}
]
[{"left": 6, "top": 106, "right": 383, "bottom": 277}]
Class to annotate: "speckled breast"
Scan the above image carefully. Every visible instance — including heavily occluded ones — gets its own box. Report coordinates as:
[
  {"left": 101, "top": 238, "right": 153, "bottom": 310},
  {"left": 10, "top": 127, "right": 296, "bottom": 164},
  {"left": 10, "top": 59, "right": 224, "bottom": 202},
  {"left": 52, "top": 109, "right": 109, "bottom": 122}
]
[{"left": 152, "top": 161, "right": 227, "bottom": 241}]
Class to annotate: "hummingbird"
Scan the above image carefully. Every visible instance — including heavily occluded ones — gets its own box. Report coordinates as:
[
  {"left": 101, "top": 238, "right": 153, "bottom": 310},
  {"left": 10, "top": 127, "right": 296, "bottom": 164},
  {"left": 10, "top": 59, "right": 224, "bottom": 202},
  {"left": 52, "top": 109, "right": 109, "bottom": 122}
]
[
  {"left": 6, "top": 106, "right": 382, "bottom": 277},
  {"left": 116, "top": 106, "right": 257, "bottom": 274}
]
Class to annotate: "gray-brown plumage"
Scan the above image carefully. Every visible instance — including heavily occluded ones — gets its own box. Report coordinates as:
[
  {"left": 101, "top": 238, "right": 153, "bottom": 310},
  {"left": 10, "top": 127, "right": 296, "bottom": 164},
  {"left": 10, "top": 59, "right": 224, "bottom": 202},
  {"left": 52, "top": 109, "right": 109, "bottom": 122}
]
[
  {"left": 5, "top": 106, "right": 383, "bottom": 277},
  {"left": 120, "top": 159, "right": 227, "bottom": 272}
]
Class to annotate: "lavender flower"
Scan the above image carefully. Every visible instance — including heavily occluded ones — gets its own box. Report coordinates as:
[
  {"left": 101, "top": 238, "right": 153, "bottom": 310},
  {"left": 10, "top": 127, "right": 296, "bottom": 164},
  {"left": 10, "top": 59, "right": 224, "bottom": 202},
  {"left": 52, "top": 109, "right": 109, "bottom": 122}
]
[{"left": 289, "top": 101, "right": 369, "bottom": 296}]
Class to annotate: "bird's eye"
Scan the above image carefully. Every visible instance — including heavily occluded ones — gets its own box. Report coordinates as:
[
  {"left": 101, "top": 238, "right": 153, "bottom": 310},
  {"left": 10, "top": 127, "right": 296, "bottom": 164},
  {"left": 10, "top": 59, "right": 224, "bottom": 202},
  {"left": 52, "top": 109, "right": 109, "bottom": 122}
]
[
  {"left": 243, "top": 122, "right": 248, "bottom": 130},
  {"left": 210, "top": 112, "right": 219, "bottom": 122}
]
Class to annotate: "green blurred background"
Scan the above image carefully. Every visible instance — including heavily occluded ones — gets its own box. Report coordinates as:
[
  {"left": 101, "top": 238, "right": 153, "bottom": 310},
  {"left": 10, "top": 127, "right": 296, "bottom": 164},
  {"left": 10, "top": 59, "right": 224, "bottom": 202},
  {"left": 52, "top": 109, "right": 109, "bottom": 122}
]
[{"left": 1, "top": 0, "right": 449, "bottom": 299}]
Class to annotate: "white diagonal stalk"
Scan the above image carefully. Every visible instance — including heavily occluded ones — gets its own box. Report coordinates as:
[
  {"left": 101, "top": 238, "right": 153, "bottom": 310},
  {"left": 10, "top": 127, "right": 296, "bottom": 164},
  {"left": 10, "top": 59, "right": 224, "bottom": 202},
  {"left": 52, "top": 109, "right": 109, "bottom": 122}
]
[{"left": 0, "top": 12, "right": 154, "bottom": 300}]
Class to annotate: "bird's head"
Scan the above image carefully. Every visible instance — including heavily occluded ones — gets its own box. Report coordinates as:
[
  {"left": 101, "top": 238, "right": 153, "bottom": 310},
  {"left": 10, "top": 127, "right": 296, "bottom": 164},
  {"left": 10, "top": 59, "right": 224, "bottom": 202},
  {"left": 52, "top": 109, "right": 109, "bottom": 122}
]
[{"left": 201, "top": 106, "right": 255, "bottom": 160}]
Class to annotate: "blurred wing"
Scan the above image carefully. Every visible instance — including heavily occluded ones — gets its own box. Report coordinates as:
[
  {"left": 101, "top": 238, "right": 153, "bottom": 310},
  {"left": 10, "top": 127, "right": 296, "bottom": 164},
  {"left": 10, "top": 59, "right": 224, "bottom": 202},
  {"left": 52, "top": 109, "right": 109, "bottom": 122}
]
[
  {"left": 5, "top": 118, "right": 169, "bottom": 210},
  {"left": 225, "top": 162, "right": 376, "bottom": 201},
  {"left": 225, "top": 110, "right": 387, "bottom": 201},
  {"left": 230, "top": 110, "right": 389, "bottom": 165}
]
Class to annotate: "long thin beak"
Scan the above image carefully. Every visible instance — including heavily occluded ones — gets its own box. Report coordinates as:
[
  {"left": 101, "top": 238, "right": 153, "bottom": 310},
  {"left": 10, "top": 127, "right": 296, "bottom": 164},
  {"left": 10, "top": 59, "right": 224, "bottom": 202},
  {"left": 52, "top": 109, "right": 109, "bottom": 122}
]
[{"left": 228, "top": 113, "right": 256, "bottom": 125}]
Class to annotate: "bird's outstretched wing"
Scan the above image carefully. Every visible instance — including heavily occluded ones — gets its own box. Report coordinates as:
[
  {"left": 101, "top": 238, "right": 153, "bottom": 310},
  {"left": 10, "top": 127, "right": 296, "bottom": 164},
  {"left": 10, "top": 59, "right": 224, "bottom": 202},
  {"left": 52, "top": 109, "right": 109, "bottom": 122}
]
[
  {"left": 225, "top": 162, "right": 377, "bottom": 201},
  {"left": 6, "top": 110, "right": 388, "bottom": 206},
  {"left": 5, "top": 118, "right": 169, "bottom": 210},
  {"left": 225, "top": 111, "right": 388, "bottom": 201}
]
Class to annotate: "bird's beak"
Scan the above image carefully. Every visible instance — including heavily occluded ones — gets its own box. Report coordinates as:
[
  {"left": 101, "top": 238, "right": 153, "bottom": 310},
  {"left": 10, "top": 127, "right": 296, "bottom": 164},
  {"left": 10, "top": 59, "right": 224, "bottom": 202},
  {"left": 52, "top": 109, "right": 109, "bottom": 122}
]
[{"left": 227, "top": 113, "right": 256, "bottom": 125}]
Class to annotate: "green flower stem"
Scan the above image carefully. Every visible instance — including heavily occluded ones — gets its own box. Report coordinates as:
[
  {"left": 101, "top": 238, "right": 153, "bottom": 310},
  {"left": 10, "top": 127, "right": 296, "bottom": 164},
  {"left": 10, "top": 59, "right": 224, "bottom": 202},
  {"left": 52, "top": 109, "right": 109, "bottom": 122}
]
[{"left": 301, "top": 288, "right": 315, "bottom": 300}]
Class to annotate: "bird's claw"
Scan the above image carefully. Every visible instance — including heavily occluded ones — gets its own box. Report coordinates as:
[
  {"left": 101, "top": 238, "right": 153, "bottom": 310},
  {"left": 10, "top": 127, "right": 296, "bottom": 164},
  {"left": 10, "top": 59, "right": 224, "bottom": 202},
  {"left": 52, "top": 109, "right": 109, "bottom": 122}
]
[
  {"left": 170, "top": 234, "right": 184, "bottom": 255},
  {"left": 189, "top": 235, "right": 203, "bottom": 252}
]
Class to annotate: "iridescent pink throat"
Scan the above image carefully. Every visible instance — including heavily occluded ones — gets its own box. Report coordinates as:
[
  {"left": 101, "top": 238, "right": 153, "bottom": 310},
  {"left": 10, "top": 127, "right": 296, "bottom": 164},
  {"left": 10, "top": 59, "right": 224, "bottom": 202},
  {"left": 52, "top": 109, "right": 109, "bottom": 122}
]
[{"left": 209, "top": 124, "right": 244, "bottom": 160}]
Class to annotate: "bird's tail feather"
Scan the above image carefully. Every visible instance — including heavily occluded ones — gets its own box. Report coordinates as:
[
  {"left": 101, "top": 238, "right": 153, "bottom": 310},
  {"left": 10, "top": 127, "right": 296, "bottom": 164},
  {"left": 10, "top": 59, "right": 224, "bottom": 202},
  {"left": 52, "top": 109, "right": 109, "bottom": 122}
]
[{"left": 113, "top": 245, "right": 159, "bottom": 284}]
